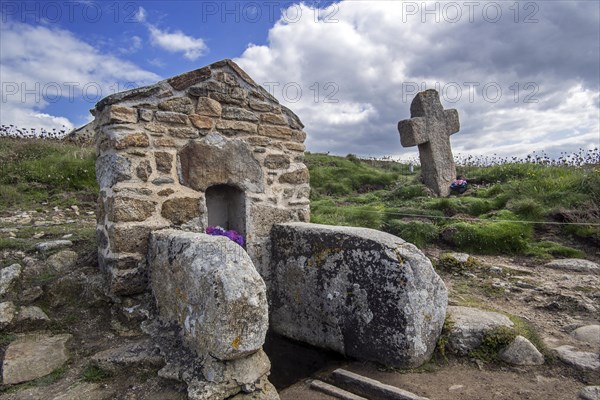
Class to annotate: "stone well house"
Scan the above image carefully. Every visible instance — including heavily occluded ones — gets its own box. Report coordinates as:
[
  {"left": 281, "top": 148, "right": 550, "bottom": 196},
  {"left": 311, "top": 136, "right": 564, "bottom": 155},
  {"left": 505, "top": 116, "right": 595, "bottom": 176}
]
[{"left": 94, "top": 59, "right": 310, "bottom": 296}]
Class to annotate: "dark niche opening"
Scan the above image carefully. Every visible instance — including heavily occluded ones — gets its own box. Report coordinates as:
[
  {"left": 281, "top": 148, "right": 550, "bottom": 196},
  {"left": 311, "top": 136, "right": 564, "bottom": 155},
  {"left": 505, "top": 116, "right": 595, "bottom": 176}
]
[
  {"left": 264, "top": 331, "right": 346, "bottom": 391},
  {"left": 205, "top": 184, "right": 246, "bottom": 237}
]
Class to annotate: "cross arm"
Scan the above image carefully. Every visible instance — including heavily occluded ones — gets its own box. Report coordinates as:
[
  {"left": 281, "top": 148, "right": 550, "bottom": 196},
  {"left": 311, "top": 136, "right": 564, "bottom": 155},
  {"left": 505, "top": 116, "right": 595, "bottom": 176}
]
[
  {"left": 398, "top": 117, "right": 428, "bottom": 147},
  {"left": 444, "top": 109, "right": 460, "bottom": 136}
]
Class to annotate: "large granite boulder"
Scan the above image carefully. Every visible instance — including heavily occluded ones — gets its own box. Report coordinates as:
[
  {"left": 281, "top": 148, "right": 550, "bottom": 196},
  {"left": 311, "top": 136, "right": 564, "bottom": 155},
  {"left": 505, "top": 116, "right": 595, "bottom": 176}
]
[
  {"left": 270, "top": 223, "right": 448, "bottom": 368},
  {"left": 148, "top": 230, "right": 269, "bottom": 361}
]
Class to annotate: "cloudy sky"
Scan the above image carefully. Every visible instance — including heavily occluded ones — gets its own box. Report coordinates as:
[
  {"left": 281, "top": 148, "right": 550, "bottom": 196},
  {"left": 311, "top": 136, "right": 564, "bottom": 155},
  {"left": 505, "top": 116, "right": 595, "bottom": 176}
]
[{"left": 1, "top": 1, "right": 598, "bottom": 159}]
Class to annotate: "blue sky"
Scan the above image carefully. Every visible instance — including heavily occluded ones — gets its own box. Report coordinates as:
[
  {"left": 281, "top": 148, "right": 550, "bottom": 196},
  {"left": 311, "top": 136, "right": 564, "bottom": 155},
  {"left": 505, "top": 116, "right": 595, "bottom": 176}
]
[{"left": 1, "top": 1, "right": 599, "bottom": 159}]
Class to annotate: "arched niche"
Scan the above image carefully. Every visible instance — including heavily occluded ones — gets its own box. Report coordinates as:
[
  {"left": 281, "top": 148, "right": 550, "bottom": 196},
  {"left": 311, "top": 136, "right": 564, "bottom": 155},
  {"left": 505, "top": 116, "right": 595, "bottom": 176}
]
[{"left": 205, "top": 185, "right": 246, "bottom": 237}]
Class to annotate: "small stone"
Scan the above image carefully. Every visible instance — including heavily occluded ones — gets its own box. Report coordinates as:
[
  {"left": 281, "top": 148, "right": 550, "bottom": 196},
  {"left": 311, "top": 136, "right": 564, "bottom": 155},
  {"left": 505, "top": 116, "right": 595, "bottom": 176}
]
[
  {"left": 168, "top": 126, "right": 199, "bottom": 139},
  {"left": 264, "top": 154, "right": 291, "bottom": 170},
  {"left": 279, "top": 168, "right": 309, "bottom": 184},
  {"left": 109, "top": 225, "right": 155, "bottom": 254},
  {"left": 0, "top": 263, "right": 22, "bottom": 297},
  {"left": 139, "top": 109, "right": 154, "bottom": 122},
  {"left": 216, "top": 119, "right": 258, "bottom": 135},
  {"left": 260, "top": 113, "right": 287, "bottom": 125},
  {"left": 258, "top": 124, "right": 292, "bottom": 139},
  {"left": 16, "top": 305, "right": 50, "bottom": 328},
  {"left": 442, "top": 252, "right": 470, "bottom": 264},
  {"left": 114, "top": 132, "right": 149, "bottom": 150},
  {"left": 99, "top": 105, "right": 138, "bottom": 125},
  {"left": 161, "top": 197, "right": 200, "bottom": 225},
  {"left": 554, "top": 345, "right": 600, "bottom": 372},
  {"left": 35, "top": 240, "right": 73, "bottom": 252},
  {"left": 571, "top": 325, "right": 600, "bottom": 346},
  {"left": 222, "top": 106, "right": 259, "bottom": 122},
  {"left": 47, "top": 250, "right": 79, "bottom": 272},
  {"left": 446, "top": 306, "right": 514, "bottom": 356},
  {"left": 20, "top": 286, "right": 44, "bottom": 303},
  {"left": 158, "top": 188, "right": 175, "bottom": 197},
  {"left": 196, "top": 97, "right": 222, "bottom": 117},
  {"left": 96, "top": 154, "right": 131, "bottom": 188},
  {"left": 155, "top": 111, "right": 189, "bottom": 125},
  {"left": 155, "top": 151, "right": 174, "bottom": 173},
  {"left": 107, "top": 196, "right": 156, "bottom": 223},
  {"left": 152, "top": 177, "right": 175, "bottom": 185},
  {"left": 0, "top": 301, "right": 17, "bottom": 329},
  {"left": 189, "top": 114, "right": 214, "bottom": 130},
  {"left": 136, "top": 159, "right": 152, "bottom": 181},
  {"left": 2, "top": 333, "right": 72, "bottom": 385},
  {"left": 158, "top": 97, "right": 194, "bottom": 114},
  {"left": 154, "top": 137, "right": 177, "bottom": 147},
  {"left": 283, "top": 142, "right": 306, "bottom": 152},
  {"left": 449, "top": 385, "right": 464, "bottom": 391},
  {"left": 499, "top": 335, "right": 544, "bottom": 365},
  {"left": 579, "top": 386, "right": 600, "bottom": 400}
]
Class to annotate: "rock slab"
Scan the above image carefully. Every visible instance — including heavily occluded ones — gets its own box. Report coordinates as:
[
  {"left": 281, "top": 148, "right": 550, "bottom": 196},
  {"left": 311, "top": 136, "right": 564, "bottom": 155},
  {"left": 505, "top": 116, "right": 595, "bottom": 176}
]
[
  {"left": 270, "top": 223, "right": 448, "bottom": 368},
  {"left": 2, "top": 333, "right": 72, "bottom": 385},
  {"left": 148, "top": 229, "right": 268, "bottom": 361},
  {"left": 580, "top": 386, "right": 600, "bottom": 400},
  {"left": 554, "top": 345, "right": 600, "bottom": 372},
  {"left": 446, "top": 306, "right": 514, "bottom": 356},
  {"left": 544, "top": 259, "right": 599, "bottom": 274}
]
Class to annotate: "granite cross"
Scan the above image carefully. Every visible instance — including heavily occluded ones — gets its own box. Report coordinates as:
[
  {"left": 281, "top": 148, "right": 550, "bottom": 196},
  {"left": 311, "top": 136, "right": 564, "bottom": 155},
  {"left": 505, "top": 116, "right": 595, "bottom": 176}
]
[{"left": 398, "top": 89, "right": 460, "bottom": 197}]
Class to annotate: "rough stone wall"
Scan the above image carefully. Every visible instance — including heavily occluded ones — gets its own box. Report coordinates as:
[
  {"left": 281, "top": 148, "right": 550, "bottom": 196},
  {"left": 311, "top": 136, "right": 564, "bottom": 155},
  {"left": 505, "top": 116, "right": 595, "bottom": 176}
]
[{"left": 94, "top": 59, "right": 310, "bottom": 296}]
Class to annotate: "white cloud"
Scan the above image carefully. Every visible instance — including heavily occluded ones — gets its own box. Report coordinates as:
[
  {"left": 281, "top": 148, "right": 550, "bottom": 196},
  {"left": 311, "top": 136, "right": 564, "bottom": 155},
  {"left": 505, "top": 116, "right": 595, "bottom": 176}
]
[
  {"left": 148, "top": 25, "right": 207, "bottom": 61},
  {"left": 134, "top": 6, "right": 147, "bottom": 23},
  {"left": 0, "top": 20, "right": 160, "bottom": 131},
  {"left": 236, "top": 1, "right": 599, "bottom": 158}
]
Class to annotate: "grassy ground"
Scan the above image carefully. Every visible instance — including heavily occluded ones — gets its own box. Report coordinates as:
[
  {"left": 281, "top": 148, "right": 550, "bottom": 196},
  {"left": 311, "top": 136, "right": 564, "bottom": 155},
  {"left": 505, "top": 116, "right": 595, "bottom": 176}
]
[
  {"left": 307, "top": 151, "right": 600, "bottom": 258},
  {"left": 0, "top": 138, "right": 97, "bottom": 210},
  {"left": 0, "top": 138, "right": 598, "bottom": 259}
]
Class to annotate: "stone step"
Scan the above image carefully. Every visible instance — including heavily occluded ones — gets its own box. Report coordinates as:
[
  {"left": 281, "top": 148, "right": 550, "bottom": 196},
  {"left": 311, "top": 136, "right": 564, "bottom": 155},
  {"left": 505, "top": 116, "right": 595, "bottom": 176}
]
[
  {"left": 310, "top": 379, "right": 368, "bottom": 400},
  {"left": 331, "top": 369, "right": 430, "bottom": 400}
]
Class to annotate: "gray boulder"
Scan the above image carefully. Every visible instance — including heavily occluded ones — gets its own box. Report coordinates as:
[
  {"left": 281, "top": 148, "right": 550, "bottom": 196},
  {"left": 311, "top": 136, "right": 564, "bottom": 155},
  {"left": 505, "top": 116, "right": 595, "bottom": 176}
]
[
  {"left": 148, "top": 230, "right": 268, "bottom": 361},
  {"left": 270, "top": 223, "right": 448, "bottom": 368},
  {"left": 544, "top": 259, "right": 599, "bottom": 274},
  {"left": 0, "top": 263, "right": 22, "bottom": 298},
  {"left": 571, "top": 325, "right": 600, "bottom": 346},
  {"left": 2, "top": 333, "right": 72, "bottom": 385},
  {"left": 499, "top": 335, "right": 544, "bottom": 365},
  {"left": 580, "top": 386, "right": 600, "bottom": 400},
  {"left": 554, "top": 346, "right": 600, "bottom": 372},
  {"left": 446, "top": 306, "right": 514, "bottom": 356}
]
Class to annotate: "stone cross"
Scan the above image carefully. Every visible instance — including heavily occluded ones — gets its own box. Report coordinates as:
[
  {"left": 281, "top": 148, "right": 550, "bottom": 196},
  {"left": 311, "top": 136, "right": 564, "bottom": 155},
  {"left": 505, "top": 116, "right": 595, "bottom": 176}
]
[{"left": 398, "top": 89, "right": 460, "bottom": 197}]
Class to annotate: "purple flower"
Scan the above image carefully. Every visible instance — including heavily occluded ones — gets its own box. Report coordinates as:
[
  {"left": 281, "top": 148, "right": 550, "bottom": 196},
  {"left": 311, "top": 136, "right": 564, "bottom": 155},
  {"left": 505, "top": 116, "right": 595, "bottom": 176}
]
[{"left": 205, "top": 226, "right": 245, "bottom": 247}]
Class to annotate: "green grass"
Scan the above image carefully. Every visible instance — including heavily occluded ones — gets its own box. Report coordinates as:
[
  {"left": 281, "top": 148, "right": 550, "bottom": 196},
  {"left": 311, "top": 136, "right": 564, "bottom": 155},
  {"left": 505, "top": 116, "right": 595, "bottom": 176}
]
[
  {"left": 0, "top": 138, "right": 97, "bottom": 210},
  {"left": 307, "top": 152, "right": 598, "bottom": 256},
  {"left": 82, "top": 364, "right": 113, "bottom": 382},
  {"left": 383, "top": 220, "right": 440, "bottom": 248}
]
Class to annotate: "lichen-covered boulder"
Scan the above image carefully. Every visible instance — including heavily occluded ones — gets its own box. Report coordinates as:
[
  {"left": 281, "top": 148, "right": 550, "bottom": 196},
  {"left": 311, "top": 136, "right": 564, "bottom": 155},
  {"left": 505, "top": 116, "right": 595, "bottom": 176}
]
[
  {"left": 148, "top": 230, "right": 268, "bottom": 361},
  {"left": 270, "top": 223, "right": 448, "bottom": 368}
]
